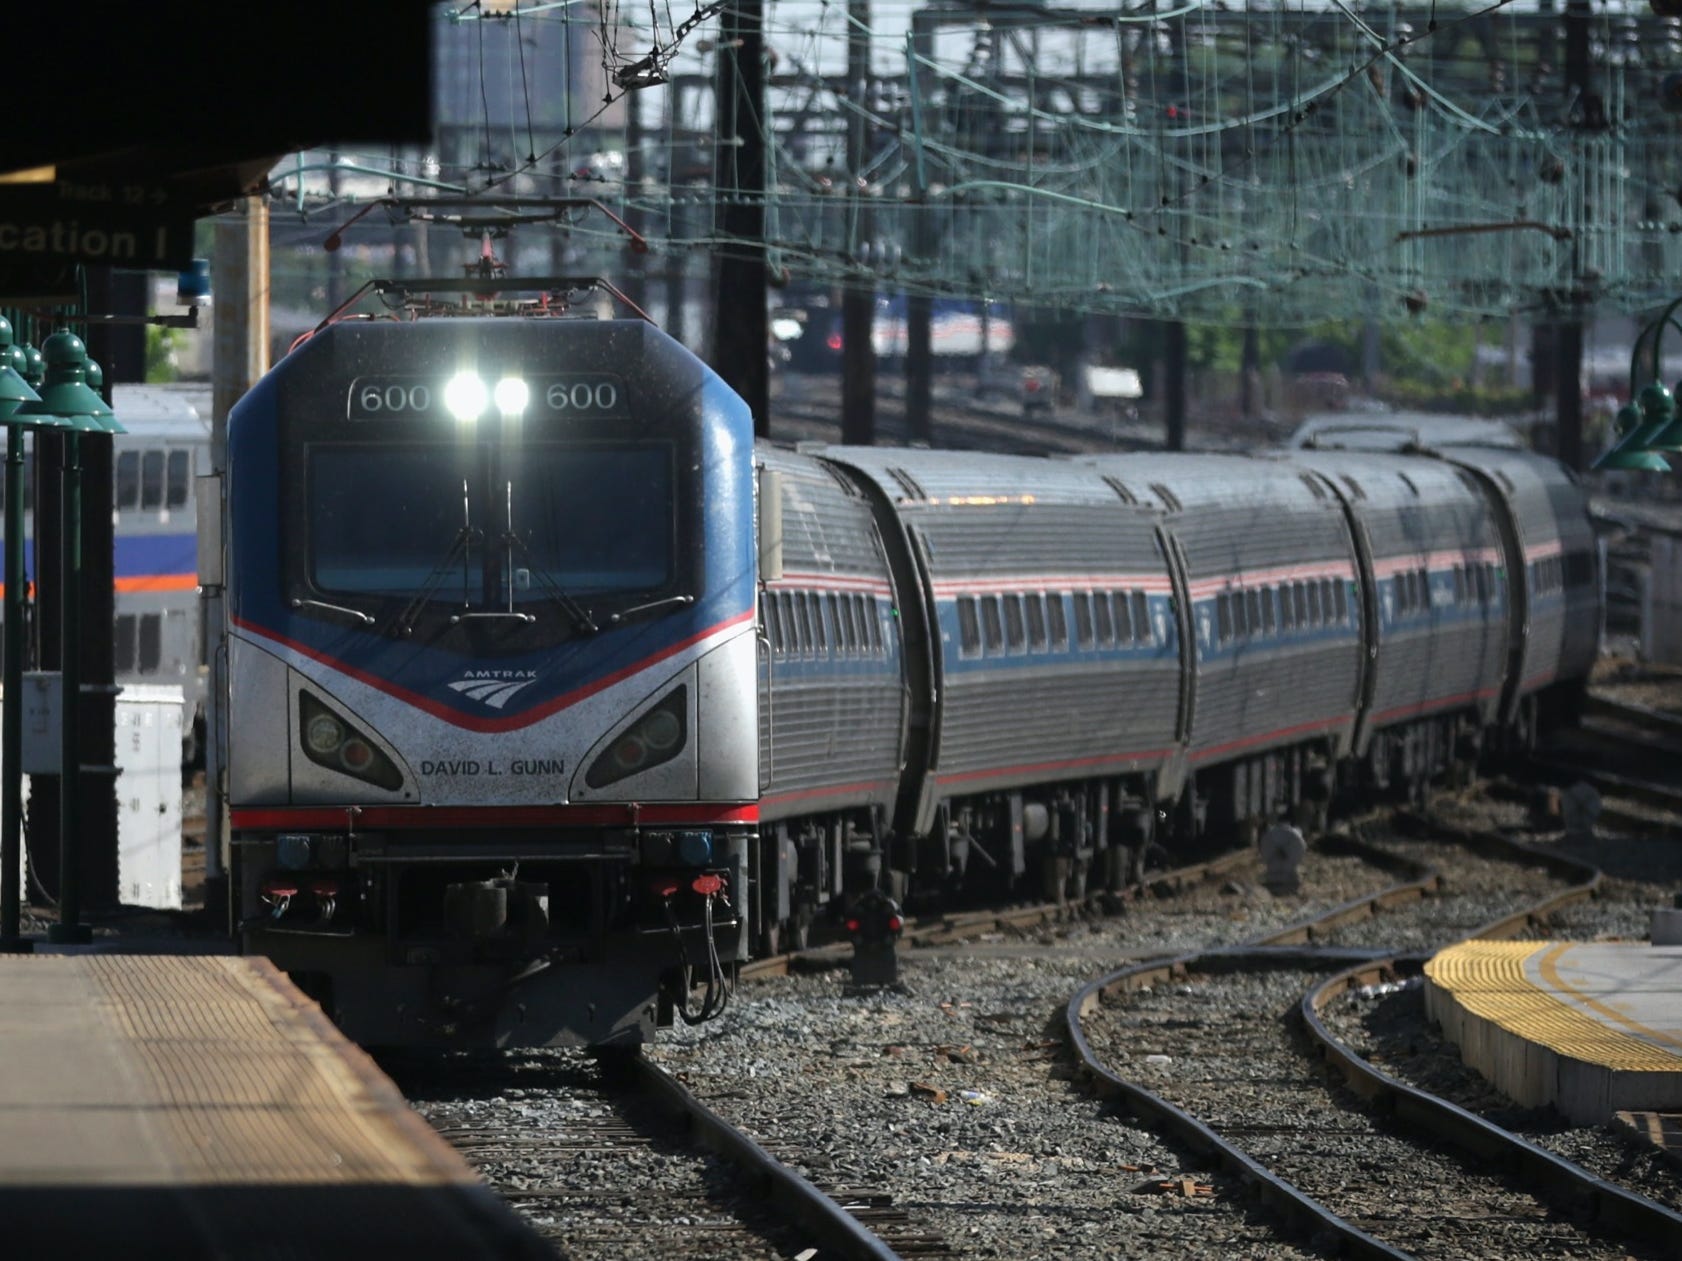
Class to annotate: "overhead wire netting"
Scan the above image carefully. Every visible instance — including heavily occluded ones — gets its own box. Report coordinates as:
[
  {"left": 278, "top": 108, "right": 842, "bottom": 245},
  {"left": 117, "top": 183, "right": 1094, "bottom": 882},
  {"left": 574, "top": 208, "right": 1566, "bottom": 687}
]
[{"left": 275, "top": 1, "right": 1682, "bottom": 328}]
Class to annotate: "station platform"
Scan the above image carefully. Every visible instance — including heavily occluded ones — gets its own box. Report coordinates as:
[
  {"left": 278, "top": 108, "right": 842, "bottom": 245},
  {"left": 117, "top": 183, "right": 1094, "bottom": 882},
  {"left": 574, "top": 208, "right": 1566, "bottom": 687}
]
[
  {"left": 0, "top": 952, "right": 551, "bottom": 1259},
  {"left": 1424, "top": 940, "right": 1682, "bottom": 1127}
]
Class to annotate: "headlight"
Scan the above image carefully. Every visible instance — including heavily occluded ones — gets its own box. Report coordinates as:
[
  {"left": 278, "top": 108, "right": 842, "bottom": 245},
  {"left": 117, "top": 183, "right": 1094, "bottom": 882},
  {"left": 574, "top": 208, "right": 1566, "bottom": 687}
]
[
  {"left": 585, "top": 687, "right": 688, "bottom": 789},
  {"left": 298, "top": 691, "right": 404, "bottom": 791},
  {"left": 494, "top": 376, "right": 530, "bottom": 416},
  {"left": 305, "top": 712, "right": 344, "bottom": 756},
  {"left": 444, "top": 372, "right": 487, "bottom": 423},
  {"left": 640, "top": 708, "right": 682, "bottom": 752}
]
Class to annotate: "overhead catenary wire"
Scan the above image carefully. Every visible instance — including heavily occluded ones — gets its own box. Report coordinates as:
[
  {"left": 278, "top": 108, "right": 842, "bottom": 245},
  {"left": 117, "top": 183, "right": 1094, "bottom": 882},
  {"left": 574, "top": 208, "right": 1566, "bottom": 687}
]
[{"left": 263, "top": 0, "right": 1682, "bottom": 327}]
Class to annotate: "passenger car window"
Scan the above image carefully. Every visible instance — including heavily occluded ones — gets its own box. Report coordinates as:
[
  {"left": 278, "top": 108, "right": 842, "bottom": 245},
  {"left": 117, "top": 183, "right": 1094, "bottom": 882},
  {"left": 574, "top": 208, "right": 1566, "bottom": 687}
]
[
  {"left": 957, "top": 598, "right": 980, "bottom": 656},
  {"left": 114, "top": 614, "right": 137, "bottom": 674},
  {"left": 1131, "top": 592, "right": 1149, "bottom": 644},
  {"left": 1003, "top": 596, "right": 1026, "bottom": 651},
  {"left": 981, "top": 597, "right": 1004, "bottom": 654},
  {"left": 115, "top": 450, "right": 140, "bottom": 510},
  {"left": 1112, "top": 592, "right": 1132, "bottom": 644},
  {"left": 138, "top": 613, "right": 162, "bottom": 673},
  {"left": 1025, "top": 594, "right": 1047, "bottom": 650},
  {"left": 166, "top": 449, "right": 190, "bottom": 509},
  {"left": 1046, "top": 595, "right": 1068, "bottom": 650},
  {"left": 1092, "top": 592, "right": 1113, "bottom": 646},
  {"left": 1072, "top": 593, "right": 1094, "bottom": 648},
  {"left": 808, "top": 593, "right": 827, "bottom": 651},
  {"left": 140, "top": 450, "right": 164, "bottom": 511}
]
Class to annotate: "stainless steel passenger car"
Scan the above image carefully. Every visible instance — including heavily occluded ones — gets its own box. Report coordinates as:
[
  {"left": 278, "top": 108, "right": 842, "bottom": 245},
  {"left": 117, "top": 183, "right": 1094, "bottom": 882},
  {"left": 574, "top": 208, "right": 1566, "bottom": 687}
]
[
  {"left": 1289, "top": 451, "right": 1511, "bottom": 786},
  {"left": 1085, "top": 453, "right": 1364, "bottom": 837}
]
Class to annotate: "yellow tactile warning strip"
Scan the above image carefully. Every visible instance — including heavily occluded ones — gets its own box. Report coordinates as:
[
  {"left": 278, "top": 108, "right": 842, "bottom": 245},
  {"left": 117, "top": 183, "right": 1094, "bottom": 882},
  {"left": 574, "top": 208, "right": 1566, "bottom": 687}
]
[
  {"left": 0, "top": 953, "right": 554, "bottom": 1259},
  {"left": 1425, "top": 941, "right": 1682, "bottom": 1072},
  {"left": 90, "top": 954, "right": 475, "bottom": 1186},
  {"left": 2, "top": 954, "right": 474, "bottom": 1187}
]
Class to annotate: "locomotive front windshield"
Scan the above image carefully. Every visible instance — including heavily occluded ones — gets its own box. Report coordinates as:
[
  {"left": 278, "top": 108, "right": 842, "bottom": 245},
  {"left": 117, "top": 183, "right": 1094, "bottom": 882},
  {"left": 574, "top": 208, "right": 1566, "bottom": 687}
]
[{"left": 308, "top": 441, "right": 674, "bottom": 605}]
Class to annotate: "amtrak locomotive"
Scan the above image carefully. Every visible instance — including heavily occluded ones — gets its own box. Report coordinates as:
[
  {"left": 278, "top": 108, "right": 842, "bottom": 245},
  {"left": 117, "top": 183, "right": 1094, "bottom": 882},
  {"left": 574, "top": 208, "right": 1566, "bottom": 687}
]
[{"left": 213, "top": 314, "right": 1598, "bottom": 1049}]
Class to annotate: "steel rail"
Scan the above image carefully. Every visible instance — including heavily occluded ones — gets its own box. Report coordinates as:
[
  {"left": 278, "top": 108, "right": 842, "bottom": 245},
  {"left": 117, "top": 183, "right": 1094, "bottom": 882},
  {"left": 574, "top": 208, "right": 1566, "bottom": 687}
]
[
  {"left": 740, "top": 845, "right": 1259, "bottom": 981},
  {"left": 1301, "top": 958, "right": 1682, "bottom": 1254},
  {"left": 1297, "top": 825, "right": 1682, "bottom": 1254},
  {"left": 1528, "top": 751, "right": 1682, "bottom": 814},
  {"left": 1062, "top": 819, "right": 1615, "bottom": 1260},
  {"left": 624, "top": 1052, "right": 906, "bottom": 1261},
  {"left": 1583, "top": 692, "right": 1682, "bottom": 739}
]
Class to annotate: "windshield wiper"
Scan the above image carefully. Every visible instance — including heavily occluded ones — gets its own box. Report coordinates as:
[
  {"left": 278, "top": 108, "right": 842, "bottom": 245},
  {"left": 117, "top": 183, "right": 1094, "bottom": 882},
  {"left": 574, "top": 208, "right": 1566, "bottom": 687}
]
[
  {"left": 394, "top": 478, "right": 480, "bottom": 637},
  {"left": 497, "top": 479, "right": 599, "bottom": 636},
  {"left": 451, "top": 609, "right": 535, "bottom": 625},
  {"left": 292, "top": 597, "right": 374, "bottom": 626},
  {"left": 608, "top": 594, "right": 695, "bottom": 625}
]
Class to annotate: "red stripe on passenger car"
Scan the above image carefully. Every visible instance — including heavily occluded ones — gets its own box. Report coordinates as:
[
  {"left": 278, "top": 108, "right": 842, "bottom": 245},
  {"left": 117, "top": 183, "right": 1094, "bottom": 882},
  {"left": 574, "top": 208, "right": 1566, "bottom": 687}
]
[
  {"left": 230, "top": 802, "right": 760, "bottom": 830},
  {"left": 1189, "top": 714, "right": 1350, "bottom": 762},
  {"left": 936, "top": 748, "right": 1173, "bottom": 786},
  {"left": 760, "top": 778, "right": 899, "bottom": 806},
  {"left": 1370, "top": 687, "right": 1499, "bottom": 725},
  {"left": 231, "top": 608, "right": 755, "bottom": 733}
]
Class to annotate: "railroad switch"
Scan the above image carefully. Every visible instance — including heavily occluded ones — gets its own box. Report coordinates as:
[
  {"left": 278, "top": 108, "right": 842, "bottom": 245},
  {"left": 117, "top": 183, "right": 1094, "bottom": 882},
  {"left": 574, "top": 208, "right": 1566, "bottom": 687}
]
[{"left": 844, "top": 889, "right": 903, "bottom": 990}]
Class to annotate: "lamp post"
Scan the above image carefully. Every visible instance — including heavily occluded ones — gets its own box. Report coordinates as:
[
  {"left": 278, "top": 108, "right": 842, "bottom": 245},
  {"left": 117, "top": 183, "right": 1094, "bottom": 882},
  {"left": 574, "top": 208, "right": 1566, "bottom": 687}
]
[
  {"left": 0, "top": 321, "right": 46, "bottom": 952},
  {"left": 1592, "top": 304, "right": 1682, "bottom": 471},
  {"left": 14, "top": 332, "right": 120, "bottom": 945}
]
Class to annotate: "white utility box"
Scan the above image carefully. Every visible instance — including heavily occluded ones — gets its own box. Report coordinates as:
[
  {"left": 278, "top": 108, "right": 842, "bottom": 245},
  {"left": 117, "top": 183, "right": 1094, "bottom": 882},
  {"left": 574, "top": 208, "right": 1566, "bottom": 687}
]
[
  {"left": 2, "top": 681, "right": 184, "bottom": 911},
  {"left": 113, "top": 685, "right": 185, "bottom": 910}
]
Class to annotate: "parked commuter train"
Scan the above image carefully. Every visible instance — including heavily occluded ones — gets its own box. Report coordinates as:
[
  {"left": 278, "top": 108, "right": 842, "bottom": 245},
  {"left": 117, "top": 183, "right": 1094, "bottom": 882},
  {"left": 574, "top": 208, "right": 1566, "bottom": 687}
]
[
  {"left": 212, "top": 315, "right": 1598, "bottom": 1049},
  {"left": 7, "top": 385, "right": 210, "bottom": 758}
]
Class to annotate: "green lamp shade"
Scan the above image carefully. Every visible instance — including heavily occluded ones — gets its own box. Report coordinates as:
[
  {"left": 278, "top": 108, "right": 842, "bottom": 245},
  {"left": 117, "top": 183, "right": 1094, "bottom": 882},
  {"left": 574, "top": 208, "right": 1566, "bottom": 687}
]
[
  {"left": 1650, "top": 382, "right": 1682, "bottom": 453},
  {"left": 1592, "top": 402, "right": 1671, "bottom": 471},
  {"left": 1595, "top": 444, "right": 1672, "bottom": 471},
  {"left": 0, "top": 365, "right": 40, "bottom": 423},
  {"left": 1647, "top": 414, "right": 1682, "bottom": 454},
  {"left": 12, "top": 332, "right": 121, "bottom": 434}
]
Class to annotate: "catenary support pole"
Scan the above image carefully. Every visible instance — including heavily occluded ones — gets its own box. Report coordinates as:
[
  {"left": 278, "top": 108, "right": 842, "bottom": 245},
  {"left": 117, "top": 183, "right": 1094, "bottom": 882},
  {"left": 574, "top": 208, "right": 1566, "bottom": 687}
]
[{"left": 711, "top": 0, "right": 769, "bottom": 436}]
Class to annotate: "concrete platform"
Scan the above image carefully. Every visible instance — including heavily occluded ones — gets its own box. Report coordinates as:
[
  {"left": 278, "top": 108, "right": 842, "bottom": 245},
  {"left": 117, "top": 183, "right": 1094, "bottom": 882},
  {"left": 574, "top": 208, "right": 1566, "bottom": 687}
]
[
  {"left": 0, "top": 953, "right": 550, "bottom": 1259},
  {"left": 1424, "top": 940, "right": 1682, "bottom": 1126}
]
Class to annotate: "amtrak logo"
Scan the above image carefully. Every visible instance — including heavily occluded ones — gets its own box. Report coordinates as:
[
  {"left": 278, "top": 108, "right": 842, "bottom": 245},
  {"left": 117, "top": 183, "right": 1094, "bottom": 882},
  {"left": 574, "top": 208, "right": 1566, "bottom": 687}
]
[{"left": 447, "top": 669, "right": 539, "bottom": 710}]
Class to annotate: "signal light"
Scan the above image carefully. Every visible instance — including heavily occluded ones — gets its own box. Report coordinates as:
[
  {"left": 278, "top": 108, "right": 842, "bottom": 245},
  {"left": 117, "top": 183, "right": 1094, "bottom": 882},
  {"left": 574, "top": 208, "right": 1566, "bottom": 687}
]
[{"left": 845, "top": 917, "right": 862, "bottom": 933}]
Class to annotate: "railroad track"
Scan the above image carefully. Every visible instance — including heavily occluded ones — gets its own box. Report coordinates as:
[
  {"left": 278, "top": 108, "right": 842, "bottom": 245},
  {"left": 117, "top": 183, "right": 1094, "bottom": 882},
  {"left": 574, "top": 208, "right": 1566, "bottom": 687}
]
[
  {"left": 741, "top": 845, "right": 1260, "bottom": 983},
  {"left": 1065, "top": 817, "right": 1682, "bottom": 1260},
  {"left": 404, "top": 1048, "right": 952, "bottom": 1261},
  {"left": 1530, "top": 698, "right": 1682, "bottom": 822}
]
